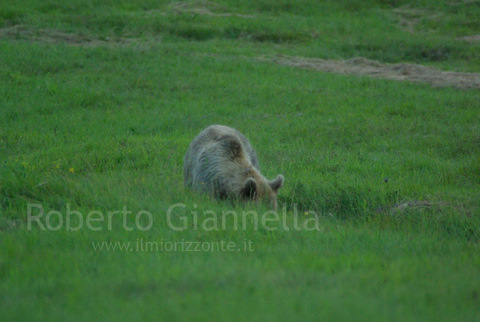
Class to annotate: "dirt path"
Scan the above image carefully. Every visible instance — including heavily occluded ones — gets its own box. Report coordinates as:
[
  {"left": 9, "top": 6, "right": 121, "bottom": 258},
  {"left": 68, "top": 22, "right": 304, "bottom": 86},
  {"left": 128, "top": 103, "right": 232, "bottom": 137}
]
[
  {"left": 0, "top": 25, "right": 133, "bottom": 46},
  {"left": 261, "top": 55, "right": 480, "bottom": 90}
]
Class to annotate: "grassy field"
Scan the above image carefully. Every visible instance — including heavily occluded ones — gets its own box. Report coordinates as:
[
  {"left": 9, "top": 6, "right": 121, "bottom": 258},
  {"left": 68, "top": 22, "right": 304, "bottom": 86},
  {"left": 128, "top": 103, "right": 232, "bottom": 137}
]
[{"left": 1, "top": 0, "right": 480, "bottom": 320}]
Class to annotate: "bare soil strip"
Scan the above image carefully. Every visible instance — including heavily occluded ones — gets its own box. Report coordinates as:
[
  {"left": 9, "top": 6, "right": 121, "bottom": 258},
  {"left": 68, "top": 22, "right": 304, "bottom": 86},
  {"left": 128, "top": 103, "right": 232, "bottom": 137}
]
[
  {"left": 0, "top": 25, "right": 133, "bottom": 46},
  {"left": 166, "top": 1, "right": 256, "bottom": 18},
  {"left": 261, "top": 55, "right": 480, "bottom": 89},
  {"left": 391, "top": 7, "right": 442, "bottom": 33},
  {"left": 458, "top": 35, "right": 480, "bottom": 43}
]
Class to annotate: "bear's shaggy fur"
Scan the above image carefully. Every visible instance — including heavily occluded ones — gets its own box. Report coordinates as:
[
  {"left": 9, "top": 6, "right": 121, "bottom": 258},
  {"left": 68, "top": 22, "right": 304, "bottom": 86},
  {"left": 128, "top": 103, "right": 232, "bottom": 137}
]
[{"left": 184, "top": 125, "right": 284, "bottom": 209}]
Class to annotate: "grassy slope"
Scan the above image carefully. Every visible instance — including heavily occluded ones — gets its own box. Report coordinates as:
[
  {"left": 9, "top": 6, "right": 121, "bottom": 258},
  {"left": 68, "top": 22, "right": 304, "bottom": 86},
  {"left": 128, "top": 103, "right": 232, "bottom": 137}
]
[{"left": 1, "top": 0, "right": 480, "bottom": 320}]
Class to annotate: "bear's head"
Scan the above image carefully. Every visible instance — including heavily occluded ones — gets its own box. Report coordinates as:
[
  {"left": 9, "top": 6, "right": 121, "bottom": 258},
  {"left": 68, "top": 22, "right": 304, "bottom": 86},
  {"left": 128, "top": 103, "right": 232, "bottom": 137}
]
[{"left": 240, "top": 172, "right": 284, "bottom": 210}]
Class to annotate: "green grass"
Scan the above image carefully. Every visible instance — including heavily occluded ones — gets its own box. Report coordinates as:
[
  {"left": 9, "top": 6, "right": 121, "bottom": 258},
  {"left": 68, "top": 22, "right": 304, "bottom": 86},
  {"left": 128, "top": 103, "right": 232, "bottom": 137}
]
[{"left": 1, "top": 0, "right": 480, "bottom": 320}]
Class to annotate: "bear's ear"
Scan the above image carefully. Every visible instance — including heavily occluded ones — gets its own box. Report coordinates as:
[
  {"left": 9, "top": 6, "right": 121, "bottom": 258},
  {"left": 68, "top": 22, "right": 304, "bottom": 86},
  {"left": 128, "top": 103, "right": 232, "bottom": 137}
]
[
  {"left": 240, "top": 178, "right": 257, "bottom": 199},
  {"left": 220, "top": 135, "right": 243, "bottom": 160},
  {"left": 270, "top": 175, "right": 284, "bottom": 192}
]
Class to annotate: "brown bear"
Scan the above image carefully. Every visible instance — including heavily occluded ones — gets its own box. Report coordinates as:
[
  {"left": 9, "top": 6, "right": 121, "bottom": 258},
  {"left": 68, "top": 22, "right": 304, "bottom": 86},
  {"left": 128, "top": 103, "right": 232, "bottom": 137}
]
[{"left": 184, "top": 125, "right": 284, "bottom": 210}]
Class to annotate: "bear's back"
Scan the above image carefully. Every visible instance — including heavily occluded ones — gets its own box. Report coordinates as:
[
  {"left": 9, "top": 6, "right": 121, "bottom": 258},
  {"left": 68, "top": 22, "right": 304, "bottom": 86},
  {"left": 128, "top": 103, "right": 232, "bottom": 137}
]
[
  {"left": 183, "top": 125, "right": 260, "bottom": 190},
  {"left": 187, "top": 125, "right": 259, "bottom": 168}
]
